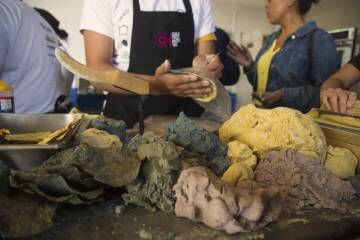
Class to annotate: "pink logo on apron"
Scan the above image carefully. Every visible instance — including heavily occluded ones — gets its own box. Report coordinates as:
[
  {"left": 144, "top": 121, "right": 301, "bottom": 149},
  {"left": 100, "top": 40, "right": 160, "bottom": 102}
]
[{"left": 154, "top": 32, "right": 181, "bottom": 48}]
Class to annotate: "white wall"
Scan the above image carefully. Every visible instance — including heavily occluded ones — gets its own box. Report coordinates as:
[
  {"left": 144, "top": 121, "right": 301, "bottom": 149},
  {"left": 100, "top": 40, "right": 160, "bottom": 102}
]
[
  {"left": 25, "top": 0, "right": 85, "bottom": 63},
  {"left": 308, "top": 0, "right": 360, "bottom": 31}
]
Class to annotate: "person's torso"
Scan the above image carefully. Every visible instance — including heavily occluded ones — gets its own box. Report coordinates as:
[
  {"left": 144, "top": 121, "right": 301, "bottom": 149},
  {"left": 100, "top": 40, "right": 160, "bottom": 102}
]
[
  {"left": 254, "top": 22, "right": 334, "bottom": 92},
  {"left": 127, "top": 0, "right": 194, "bottom": 75},
  {"left": 256, "top": 41, "right": 280, "bottom": 94},
  {"left": 0, "top": 0, "right": 63, "bottom": 113},
  {"left": 105, "top": 0, "right": 202, "bottom": 71},
  {"left": 104, "top": 0, "right": 203, "bottom": 126}
]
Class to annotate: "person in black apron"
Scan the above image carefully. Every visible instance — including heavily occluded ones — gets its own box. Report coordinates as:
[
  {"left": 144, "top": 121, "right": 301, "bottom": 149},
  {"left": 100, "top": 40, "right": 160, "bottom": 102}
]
[{"left": 103, "top": 0, "right": 211, "bottom": 128}]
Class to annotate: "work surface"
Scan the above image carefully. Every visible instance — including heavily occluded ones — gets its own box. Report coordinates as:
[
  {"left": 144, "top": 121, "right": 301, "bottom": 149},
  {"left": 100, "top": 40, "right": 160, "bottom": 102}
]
[{"left": 23, "top": 198, "right": 360, "bottom": 240}]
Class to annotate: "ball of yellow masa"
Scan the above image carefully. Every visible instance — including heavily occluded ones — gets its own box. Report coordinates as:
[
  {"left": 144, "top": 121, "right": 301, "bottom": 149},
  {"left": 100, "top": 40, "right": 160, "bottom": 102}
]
[
  {"left": 221, "top": 162, "right": 254, "bottom": 186},
  {"left": 325, "top": 146, "right": 358, "bottom": 179},
  {"left": 219, "top": 105, "right": 327, "bottom": 162},
  {"left": 227, "top": 141, "right": 257, "bottom": 169}
]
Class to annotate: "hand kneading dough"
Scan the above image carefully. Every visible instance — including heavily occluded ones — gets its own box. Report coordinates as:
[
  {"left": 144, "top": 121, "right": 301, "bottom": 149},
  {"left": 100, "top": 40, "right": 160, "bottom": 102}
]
[
  {"left": 227, "top": 141, "right": 257, "bottom": 169},
  {"left": 219, "top": 105, "right": 327, "bottom": 162},
  {"left": 325, "top": 146, "right": 358, "bottom": 179}
]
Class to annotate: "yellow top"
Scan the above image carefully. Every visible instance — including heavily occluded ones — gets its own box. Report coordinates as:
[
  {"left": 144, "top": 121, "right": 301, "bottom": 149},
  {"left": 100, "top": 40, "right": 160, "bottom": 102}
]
[
  {"left": 0, "top": 80, "right": 12, "bottom": 91},
  {"left": 197, "top": 33, "right": 217, "bottom": 42},
  {"left": 256, "top": 40, "right": 280, "bottom": 95}
]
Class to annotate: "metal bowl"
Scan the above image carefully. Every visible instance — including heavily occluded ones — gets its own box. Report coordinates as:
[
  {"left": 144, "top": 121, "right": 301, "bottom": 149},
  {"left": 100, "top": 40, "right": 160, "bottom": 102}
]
[{"left": 0, "top": 114, "right": 80, "bottom": 171}]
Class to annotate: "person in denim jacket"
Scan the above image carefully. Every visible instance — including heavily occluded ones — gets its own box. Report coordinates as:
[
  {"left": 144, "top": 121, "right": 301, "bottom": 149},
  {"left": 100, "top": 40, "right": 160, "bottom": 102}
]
[{"left": 227, "top": 0, "right": 340, "bottom": 113}]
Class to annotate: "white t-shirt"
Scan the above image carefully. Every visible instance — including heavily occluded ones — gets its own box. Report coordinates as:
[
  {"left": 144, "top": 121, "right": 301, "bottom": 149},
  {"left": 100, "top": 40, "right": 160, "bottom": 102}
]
[
  {"left": 80, "top": 0, "right": 216, "bottom": 71},
  {"left": 0, "top": 0, "right": 63, "bottom": 113}
]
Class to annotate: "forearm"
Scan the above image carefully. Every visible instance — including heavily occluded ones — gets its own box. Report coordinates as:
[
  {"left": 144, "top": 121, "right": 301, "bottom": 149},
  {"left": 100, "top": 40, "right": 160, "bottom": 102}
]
[
  {"left": 321, "top": 64, "right": 360, "bottom": 91},
  {"left": 196, "top": 40, "right": 216, "bottom": 56},
  {"left": 84, "top": 32, "right": 215, "bottom": 97},
  {"left": 86, "top": 61, "right": 163, "bottom": 95},
  {"left": 84, "top": 30, "right": 160, "bottom": 95},
  {"left": 85, "top": 62, "right": 130, "bottom": 94},
  {"left": 219, "top": 56, "right": 240, "bottom": 86},
  {"left": 220, "top": 69, "right": 240, "bottom": 86},
  {"left": 244, "top": 63, "right": 257, "bottom": 87},
  {"left": 321, "top": 76, "right": 344, "bottom": 91}
]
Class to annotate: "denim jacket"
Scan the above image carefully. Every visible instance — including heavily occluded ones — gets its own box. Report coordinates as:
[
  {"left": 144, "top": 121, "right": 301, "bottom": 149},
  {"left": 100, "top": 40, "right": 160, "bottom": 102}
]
[{"left": 246, "top": 21, "right": 340, "bottom": 113}]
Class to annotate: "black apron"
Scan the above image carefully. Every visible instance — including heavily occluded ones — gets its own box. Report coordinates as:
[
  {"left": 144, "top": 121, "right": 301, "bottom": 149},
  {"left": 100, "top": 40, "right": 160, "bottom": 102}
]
[{"left": 104, "top": 0, "right": 203, "bottom": 128}]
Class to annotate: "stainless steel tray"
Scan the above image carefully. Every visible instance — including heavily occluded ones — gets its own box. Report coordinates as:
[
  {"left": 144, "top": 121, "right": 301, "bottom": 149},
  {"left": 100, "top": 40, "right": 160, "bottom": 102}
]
[{"left": 0, "top": 114, "right": 80, "bottom": 170}]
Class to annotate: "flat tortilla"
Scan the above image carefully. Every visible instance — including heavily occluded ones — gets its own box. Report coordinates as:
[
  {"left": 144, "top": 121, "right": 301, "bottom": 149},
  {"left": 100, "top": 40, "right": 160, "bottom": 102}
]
[
  {"left": 39, "top": 116, "right": 82, "bottom": 144},
  {"left": 0, "top": 128, "right": 10, "bottom": 140},
  {"left": 194, "top": 79, "right": 217, "bottom": 103},
  {"left": 171, "top": 67, "right": 218, "bottom": 103},
  {"left": 4, "top": 132, "right": 52, "bottom": 144}
]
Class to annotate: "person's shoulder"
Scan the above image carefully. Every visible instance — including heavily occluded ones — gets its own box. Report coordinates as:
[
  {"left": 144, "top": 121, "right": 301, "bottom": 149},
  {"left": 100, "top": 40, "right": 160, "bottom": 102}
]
[
  {"left": 314, "top": 28, "right": 330, "bottom": 37},
  {"left": 0, "top": 0, "right": 20, "bottom": 9},
  {"left": 304, "top": 22, "right": 332, "bottom": 40},
  {"left": 311, "top": 28, "right": 335, "bottom": 46},
  {"left": 0, "top": 0, "right": 23, "bottom": 20}
]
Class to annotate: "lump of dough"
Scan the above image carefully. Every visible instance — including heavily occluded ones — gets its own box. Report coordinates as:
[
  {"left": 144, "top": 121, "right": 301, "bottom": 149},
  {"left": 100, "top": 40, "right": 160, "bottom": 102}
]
[
  {"left": 173, "top": 166, "right": 282, "bottom": 234},
  {"left": 221, "top": 163, "right": 254, "bottom": 186},
  {"left": 219, "top": 105, "right": 327, "bottom": 162},
  {"left": 306, "top": 108, "right": 320, "bottom": 118},
  {"left": 227, "top": 141, "right": 257, "bottom": 168},
  {"left": 79, "top": 128, "right": 123, "bottom": 150},
  {"left": 254, "top": 149, "right": 355, "bottom": 212},
  {"left": 325, "top": 146, "right": 358, "bottom": 179}
]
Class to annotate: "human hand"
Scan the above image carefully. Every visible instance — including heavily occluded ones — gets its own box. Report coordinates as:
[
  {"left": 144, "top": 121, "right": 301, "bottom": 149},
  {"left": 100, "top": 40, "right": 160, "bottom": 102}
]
[
  {"left": 320, "top": 88, "right": 357, "bottom": 113},
  {"left": 227, "top": 41, "right": 253, "bottom": 67},
  {"left": 261, "top": 90, "right": 283, "bottom": 108},
  {"left": 193, "top": 54, "right": 224, "bottom": 80},
  {"left": 153, "top": 60, "right": 212, "bottom": 98}
]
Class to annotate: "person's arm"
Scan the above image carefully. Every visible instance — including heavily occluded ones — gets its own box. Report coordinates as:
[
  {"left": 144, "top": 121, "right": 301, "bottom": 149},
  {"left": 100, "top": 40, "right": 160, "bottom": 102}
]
[
  {"left": 81, "top": 0, "right": 211, "bottom": 98},
  {"left": 196, "top": 39, "right": 215, "bottom": 55},
  {"left": 219, "top": 59, "right": 240, "bottom": 86},
  {"left": 227, "top": 41, "right": 256, "bottom": 87},
  {"left": 191, "top": 0, "right": 223, "bottom": 80},
  {"left": 215, "top": 29, "right": 240, "bottom": 86},
  {"left": 0, "top": 10, "right": 10, "bottom": 74},
  {"left": 83, "top": 30, "right": 124, "bottom": 93},
  {"left": 83, "top": 30, "right": 212, "bottom": 98},
  {"left": 193, "top": 40, "right": 224, "bottom": 80},
  {"left": 220, "top": 53, "right": 241, "bottom": 86},
  {"left": 322, "top": 63, "right": 360, "bottom": 89},
  {"left": 280, "top": 31, "right": 341, "bottom": 113},
  {"left": 320, "top": 63, "right": 360, "bottom": 112},
  {"left": 0, "top": 33, "right": 8, "bottom": 75}
]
